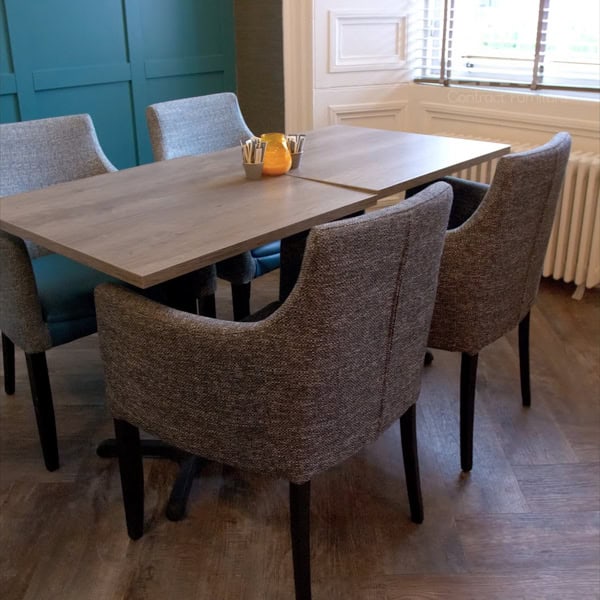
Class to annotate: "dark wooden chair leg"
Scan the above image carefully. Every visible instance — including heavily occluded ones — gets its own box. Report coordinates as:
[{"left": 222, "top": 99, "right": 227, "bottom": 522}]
[
  {"left": 460, "top": 352, "right": 479, "bottom": 472},
  {"left": 2, "top": 333, "right": 15, "bottom": 395},
  {"left": 25, "top": 352, "right": 59, "bottom": 471},
  {"left": 399, "top": 404, "right": 424, "bottom": 524},
  {"left": 519, "top": 311, "right": 531, "bottom": 407},
  {"left": 289, "top": 481, "right": 312, "bottom": 600},
  {"left": 114, "top": 419, "right": 144, "bottom": 540},
  {"left": 198, "top": 293, "right": 217, "bottom": 318},
  {"left": 231, "top": 282, "right": 251, "bottom": 321}
]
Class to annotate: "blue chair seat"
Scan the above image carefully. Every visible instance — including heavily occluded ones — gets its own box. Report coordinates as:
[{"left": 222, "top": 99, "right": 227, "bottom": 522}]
[
  {"left": 251, "top": 241, "right": 280, "bottom": 277},
  {"left": 32, "top": 253, "right": 118, "bottom": 346}
]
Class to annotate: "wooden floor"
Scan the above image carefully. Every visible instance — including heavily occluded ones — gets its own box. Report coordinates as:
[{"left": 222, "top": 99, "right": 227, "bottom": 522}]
[{"left": 1, "top": 274, "right": 599, "bottom": 600}]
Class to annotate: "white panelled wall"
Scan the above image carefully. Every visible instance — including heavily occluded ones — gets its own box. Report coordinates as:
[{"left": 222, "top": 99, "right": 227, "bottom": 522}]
[
  {"left": 282, "top": 0, "right": 600, "bottom": 294},
  {"left": 283, "top": 0, "right": 599, "bottom": 154}
]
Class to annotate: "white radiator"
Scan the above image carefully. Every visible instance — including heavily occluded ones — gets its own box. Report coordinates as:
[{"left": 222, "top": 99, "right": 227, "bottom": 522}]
[{"left": 444, "top": 136, "right": 600, "bottom": 299}]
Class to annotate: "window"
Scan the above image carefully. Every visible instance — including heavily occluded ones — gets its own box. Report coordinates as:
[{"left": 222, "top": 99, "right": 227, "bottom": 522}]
[{"left": 412, "top": 0, "right": 600, "bottom": 91}]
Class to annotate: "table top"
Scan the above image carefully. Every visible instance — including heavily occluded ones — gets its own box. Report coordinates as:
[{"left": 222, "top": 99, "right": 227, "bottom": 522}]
[
  {"left": 0, "top": 147, "right": 374, "bottom": 288},
  {"left": 0, "top": 125, "right": 510, "bottom": 290},
  {"left": 288, "top": 125, "right": 510, "bottom": 196}
]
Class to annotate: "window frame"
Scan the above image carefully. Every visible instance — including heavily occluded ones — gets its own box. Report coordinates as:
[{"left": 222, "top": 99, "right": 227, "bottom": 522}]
[{"left": 413, "top": 0, "right": 600, "bottom": 93}]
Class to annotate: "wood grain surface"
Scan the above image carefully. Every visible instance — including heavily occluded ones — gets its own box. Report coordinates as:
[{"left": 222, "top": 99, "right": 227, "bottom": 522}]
[
  {"left": 287, "top": 125, "right": 510, "bottom": 195},
  {"left": 0, "top": 147, "right": 373, "bottom": 288},
  {"left": 0, "top": 127, "right": 508, "bottom": 289}
]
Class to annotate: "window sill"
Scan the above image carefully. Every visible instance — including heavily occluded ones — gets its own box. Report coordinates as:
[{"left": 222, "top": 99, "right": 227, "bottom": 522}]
[{"left": 414, "top": 81, "right": 600, "bottom": 103}]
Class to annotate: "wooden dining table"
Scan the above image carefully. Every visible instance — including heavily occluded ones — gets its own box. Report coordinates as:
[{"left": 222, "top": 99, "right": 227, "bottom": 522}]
[
  {"left": 287, "top": 125, "right": 510, "bottom": 196},
  {"left": 0, "top": 124, "right": 510, "bottom": 520},
  {"left": 0, "top": 146, "right": 373, "bottom": 290},
  {"left": 0, "top": 125, "right": 509, "bottom": 293}
]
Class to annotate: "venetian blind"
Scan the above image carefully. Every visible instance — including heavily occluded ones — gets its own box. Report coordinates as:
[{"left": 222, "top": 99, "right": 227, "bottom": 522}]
[{"left": 411, "top": 0, "right": 600, "bottom": 92}]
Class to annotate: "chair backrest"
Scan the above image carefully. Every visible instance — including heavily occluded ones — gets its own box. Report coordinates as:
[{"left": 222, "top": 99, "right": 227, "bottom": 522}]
[
  {"left": 0, "top": 114, "right": 116, "bottom": 197},
  {"left": 430, "top": 132, "right": 571, "bottom": 353},
  {"left": 0, "top": 114, "right": 116, "bottom": 350},
  {"left": 146, "top": 92, "right": 253, "bottom": 161},
  {"left": 274, "top": 182, "right": 452, "bottom": 440},
  {"left": 96, "top": 183, "right": 451, "bottom": 481},
  {"left": 0, "top": 114, "right": 116, "bottom": 260}
]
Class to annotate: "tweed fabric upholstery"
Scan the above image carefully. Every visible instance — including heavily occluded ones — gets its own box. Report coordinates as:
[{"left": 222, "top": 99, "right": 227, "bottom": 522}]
[
  {"left": 0, "top": 114, "right": 216, "bottom": 355},
  {"left": 146, "top": 93, "right": 280, "bottom": 286},
  {"left": 95, "top": 182, "right": 452, "bottom": 483},
  {"left": 428, "top": 132, "right": 572, "bottom": 355},
  {"left": 0, "top": 115, "right": 120, "bottom": 352},
  {"left": 146, "top": 93, "right": 253, "bottom": 161},
  {"left": 0, "top": 231, "right": 52, "bottom": 352},
  {"left": 442, "top": 177, "right": 489, "bottom": 229},
  {"left": 0, "top": 114, "right": 116, "bottom": 259},
  {"left": 0, "top": 114, "right": 116, "bottom": 196},
  {"left": 407, "top": 177, "right": 488, "bottom": 230}
]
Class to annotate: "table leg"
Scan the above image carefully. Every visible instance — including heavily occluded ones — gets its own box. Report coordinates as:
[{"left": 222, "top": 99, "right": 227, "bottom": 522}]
[
  {"left": 96, "top": 439, "right": 206, "bottom": 521},
  {"left": 165, "top": 455, "right": 204, "bottom": 521},
  {"left": 279, "top": 230, "right": 309, "bottom": 303}
]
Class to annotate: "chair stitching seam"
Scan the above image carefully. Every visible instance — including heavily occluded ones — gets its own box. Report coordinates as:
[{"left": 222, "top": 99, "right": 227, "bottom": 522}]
[{"left": 379, "top": 214, "right": 412, "bottom": 429}]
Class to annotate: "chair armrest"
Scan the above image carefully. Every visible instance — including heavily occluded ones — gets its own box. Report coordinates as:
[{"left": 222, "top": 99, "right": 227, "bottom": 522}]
[
  {"left": 405, "top": 177, "right": 488, "bottom": 229},
  {"left": 443, "top": 176, "right": 489, "bottom": 229},
  {"left": 428, "top": 184, "right": 512, "bottom": 354},
  {"left": 0, "top": 232, "right": 52, "bottom": 352},
  {"left": 95, "top": 283, "right": 292, "bottom": 465},
  {"left": 96, "top": 282, "right": 281, "bottom": 397},
  {"left": 95, "top": 282, "right": 372, "bottom": 482}
]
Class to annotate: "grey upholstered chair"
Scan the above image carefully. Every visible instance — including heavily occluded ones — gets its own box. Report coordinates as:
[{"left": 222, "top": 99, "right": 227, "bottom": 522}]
[
  {"left": 146, "top": 92, "right": 281, "bottom": 320},
  {"left": 416, "top": 132, "right": 572, "bottom": 472},
  {"left": 95, "top": 182, "right": 452, "bottom": 600},
  {"left": 0, "top": 115, "right": 120, "bottom": 471},
  {"left": 0, "top": 114, "right": 216, "bottom": 471}
]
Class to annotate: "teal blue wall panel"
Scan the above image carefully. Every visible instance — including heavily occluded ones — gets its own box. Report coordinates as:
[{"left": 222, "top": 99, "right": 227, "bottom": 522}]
[
  {"left": 35, "top": 84, "right": 138, "bottom": 169},
  {"left": 0, "top": 93, "right": 18, "bottom": 122},
  {"left": 141, "top": 0, "right": 224, "bottom": 58},
  {"left": 129, "top": 0, "right": 237, "bottom": 163},
  {"left": 0, "top": 0, "right": 237, "bottom": 167},
  {"left": 145, "top": 73, "right": 225, "bottom": 103},
  {"left": 0, "top": 0, "right": 18, "bottom": 122},
  {"left": 9, "top": 0, "right": 128, "bottom": 69}
]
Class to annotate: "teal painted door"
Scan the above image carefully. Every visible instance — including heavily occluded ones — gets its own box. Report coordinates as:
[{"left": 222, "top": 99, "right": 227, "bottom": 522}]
[{"left": 0, "top": 0, "right": 236, "bottom": 167}]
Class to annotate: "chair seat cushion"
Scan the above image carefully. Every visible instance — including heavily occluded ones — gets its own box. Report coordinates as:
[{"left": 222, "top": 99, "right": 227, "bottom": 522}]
[
  {"left": 251, "top": 241, "right": 280, "bottom": 277},
  {"left": 33, "top": 253, "right": 118, "bottom": 324},
  {"left": 251, "top": 241, "right": 280, "bottom": 258}
]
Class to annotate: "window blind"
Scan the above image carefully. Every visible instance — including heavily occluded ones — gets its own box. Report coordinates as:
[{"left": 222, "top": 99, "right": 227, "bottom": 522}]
[{"left": 412, "top": 0, "right": 600, "bottom": 92}]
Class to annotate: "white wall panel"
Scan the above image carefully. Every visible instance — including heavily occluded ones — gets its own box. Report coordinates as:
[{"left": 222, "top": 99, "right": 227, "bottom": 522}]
[
  {"left": 314, "top": 0, "right": 412, "bottom": 89},
  {"left": 328, "top": 12, "right": 406, "bottom": 73},
  {"left": 328, "top": 100, "right": 408, "bottom": 129},
  {"left": 312, "top": 85, "right": 410, "bottom": 129}
]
